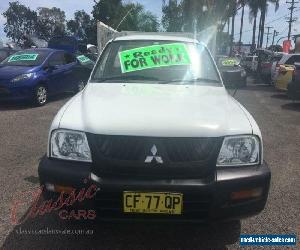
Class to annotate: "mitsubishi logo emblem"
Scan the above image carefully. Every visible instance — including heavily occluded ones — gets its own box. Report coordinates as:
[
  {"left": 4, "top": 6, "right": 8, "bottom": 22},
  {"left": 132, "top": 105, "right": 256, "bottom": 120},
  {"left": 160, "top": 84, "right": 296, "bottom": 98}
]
[{"left": 144, "top": 145, "right": 163, "bottom": 164}]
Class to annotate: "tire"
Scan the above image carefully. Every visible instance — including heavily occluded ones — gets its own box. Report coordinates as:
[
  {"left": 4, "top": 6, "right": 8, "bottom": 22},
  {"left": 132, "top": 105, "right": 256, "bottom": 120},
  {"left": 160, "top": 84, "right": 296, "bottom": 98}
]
[{"left": 33, "top": 84, "right": 48, "bottom": 106}]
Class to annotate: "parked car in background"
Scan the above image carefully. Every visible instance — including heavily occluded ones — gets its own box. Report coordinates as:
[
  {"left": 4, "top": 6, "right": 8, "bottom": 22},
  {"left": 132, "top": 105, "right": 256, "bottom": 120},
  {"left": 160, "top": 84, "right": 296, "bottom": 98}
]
[
  {"left": 74, "top": 54, "right": 95, "bottom": 90},
  {"left": 271, "top": 53, "right": 286, "bottom": 84},
  {"left": 0, "top": 48, "right": 94, "bottom": 106},
  {"left": 287, "top": 62, "right": 300, "bottom": 100},
  {"left": 275, "top": 53, "right": 300, "bottom": 91},
  {"left": 241, "top": 55, "right": 258, "bottom": 73},
  {"left": 0, "top": 47, "right": 19, "bottom": 62},
  {"left": 48, "top": 36, "right": 98, "bottom": 61},
  {"left": 216, "top": 56, "right": 247, "bottom": 87},
  {"left": 256, "top": 49, "right": 273, "bottom": 81}
]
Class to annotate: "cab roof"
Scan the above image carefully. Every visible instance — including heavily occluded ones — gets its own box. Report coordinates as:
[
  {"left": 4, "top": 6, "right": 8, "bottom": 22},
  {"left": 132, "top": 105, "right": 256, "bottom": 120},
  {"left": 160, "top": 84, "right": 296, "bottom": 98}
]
[{"left": 114, "top": 34, "right": 199, "bottom": 44}]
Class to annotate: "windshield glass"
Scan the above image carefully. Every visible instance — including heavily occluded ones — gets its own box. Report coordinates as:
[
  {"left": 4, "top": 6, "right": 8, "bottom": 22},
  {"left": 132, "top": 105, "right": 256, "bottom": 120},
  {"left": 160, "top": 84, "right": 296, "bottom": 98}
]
[
  {"left": 0, "top": 50, "right": 50, "bottom": 66},
  {"left": 91, "top": 40, "right": 221, "bottom": 86}
]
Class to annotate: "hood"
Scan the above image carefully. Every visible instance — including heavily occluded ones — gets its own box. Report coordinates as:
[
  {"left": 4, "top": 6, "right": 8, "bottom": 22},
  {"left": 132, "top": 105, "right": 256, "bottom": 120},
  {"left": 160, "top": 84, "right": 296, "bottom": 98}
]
[
  {"left": 58, "top": 83, "right": 253, "bottom": 137},
  {"left": 0, "top": 65, "right": 39, "bottom": 80}
]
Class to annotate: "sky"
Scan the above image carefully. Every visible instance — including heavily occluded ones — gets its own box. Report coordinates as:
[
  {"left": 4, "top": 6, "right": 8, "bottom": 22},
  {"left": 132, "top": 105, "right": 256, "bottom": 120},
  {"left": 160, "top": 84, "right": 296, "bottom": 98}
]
[{"left": 0, "top": 0, "right": 299, "bottom": 46}]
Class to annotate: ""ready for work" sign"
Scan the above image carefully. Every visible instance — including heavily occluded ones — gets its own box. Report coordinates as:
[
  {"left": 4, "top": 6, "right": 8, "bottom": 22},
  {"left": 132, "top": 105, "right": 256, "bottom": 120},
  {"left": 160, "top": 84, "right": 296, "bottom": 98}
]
[{"left": 119, "top": 43, "right": 191, "bottom": 73}]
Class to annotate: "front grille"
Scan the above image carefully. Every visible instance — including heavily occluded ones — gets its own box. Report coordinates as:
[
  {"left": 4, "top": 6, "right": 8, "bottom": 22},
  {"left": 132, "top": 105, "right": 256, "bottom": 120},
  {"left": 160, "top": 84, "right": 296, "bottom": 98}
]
[
  {"left": 164, "top": 138, "right": 216, "bottom": 162},
  {"left": 87, "top": 134, "right": 222, "bottom": 178},
  {"left": 95, "top": 191, "right": 212, "bottom": 221},
  {"left": 88, "top": 135, "right": 220, "bottom": 163}
]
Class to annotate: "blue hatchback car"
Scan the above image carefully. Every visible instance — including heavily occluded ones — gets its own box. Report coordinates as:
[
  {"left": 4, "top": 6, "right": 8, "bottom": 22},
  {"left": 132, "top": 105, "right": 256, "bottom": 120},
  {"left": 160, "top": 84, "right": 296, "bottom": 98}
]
[{"left": 0, "top": 48, "right": 90, "bottom": 106}]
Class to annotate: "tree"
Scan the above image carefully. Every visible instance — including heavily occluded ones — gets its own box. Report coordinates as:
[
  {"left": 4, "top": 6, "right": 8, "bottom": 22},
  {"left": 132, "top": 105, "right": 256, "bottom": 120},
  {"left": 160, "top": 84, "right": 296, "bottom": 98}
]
[
  {"left": 92, "top": 1, "right": 158, "bottom": 32},
  {"left": 67, "top": 10, "right": 97, "bottom": 44},
  {"left": 238, "top": 0, "right": 247, "bottom": 51},
  {"left": 36, "top": 7, "right": 66, "bottom": 41},
  {"left": 162, "top": 0, "right": 183, "bottom": 32},
  {"left": 92, "top": 0, "right": 122, "bottom": 28},
  {"left": 258, "top": 0, "right": 279, "bottom": 48},
  {"left": 228, "top": 0, "right": 238, "bottom": 55},
  {"left": 2, "top": 1, "right": 38, "bottom": 46},
  {"left": 248, "top": 0, "right": 260, "bottom": 50},
  {"left": 117, "top": 3, "right": 159, "bottom": 32}
]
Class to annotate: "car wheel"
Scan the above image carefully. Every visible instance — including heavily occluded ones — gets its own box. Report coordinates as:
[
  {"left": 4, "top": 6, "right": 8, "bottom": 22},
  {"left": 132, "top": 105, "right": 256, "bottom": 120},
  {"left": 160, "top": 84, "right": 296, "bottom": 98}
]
[{"left": 34, "top": 85, "right": 48, "bottom": 106}]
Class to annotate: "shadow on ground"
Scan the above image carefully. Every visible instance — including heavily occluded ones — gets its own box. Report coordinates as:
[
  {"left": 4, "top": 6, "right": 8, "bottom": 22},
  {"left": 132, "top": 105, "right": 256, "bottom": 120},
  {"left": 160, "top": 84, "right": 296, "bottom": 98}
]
[
  {"left": 239, "top": 84, "right": 276, "bottom": 93},
  {"left": 270, "top": 94, "right": 289, "bottom": 100},
  {"left": 281, "top": 102, "right": 300, "bottom": 112},
  {"left": 0, "top": 93, "right": 72, "bottom": 111},
  {"left": 2, "top": 205, "right": 241, "bottom": 250}
]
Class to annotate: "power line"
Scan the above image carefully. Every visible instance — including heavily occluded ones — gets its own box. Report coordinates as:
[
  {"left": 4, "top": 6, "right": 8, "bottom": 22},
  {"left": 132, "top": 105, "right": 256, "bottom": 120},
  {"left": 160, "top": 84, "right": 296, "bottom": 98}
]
[
  {"left": 233, "top": 9, "right": 300, "bottom": 37},
  {"left": 233, "top": 12, "right": 291, "bottom": 37},
  {"left": 264, "top": 26, "right": 273, "bottom": 48},
  {"left": 286, "top": 0, "right": 299, "bottom": 40},
  {"left": 272, "top": 30, "right": 279, "bottom": 46}
]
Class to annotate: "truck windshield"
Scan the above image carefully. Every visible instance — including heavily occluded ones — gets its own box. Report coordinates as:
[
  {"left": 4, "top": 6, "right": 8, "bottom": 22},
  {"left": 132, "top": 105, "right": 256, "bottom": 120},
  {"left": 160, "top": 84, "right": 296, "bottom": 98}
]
[{"left": 91, "top": 40, "right": 221, "bottom": 86}]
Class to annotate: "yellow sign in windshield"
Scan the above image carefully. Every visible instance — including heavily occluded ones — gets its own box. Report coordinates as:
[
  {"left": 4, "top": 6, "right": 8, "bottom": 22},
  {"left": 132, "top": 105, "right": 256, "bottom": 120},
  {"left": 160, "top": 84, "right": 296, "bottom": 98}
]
[{"left": 221, "top": 59, "right": 238, "bottom": 66}]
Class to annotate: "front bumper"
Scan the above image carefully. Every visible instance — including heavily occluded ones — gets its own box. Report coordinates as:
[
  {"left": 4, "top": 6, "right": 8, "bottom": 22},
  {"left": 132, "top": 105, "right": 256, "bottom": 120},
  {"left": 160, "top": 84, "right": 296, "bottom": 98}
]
[
  {"left": 38, "top": 157, "right": 271, "bottom": 222},
  {"left": 0, "top": 84, "right": 33, "bottom": 101}
]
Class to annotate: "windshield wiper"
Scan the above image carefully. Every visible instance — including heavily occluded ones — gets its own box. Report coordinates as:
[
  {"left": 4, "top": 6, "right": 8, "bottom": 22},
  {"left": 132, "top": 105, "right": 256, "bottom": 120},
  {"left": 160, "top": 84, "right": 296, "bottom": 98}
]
[
  {"left": 159, "top": 77, "right": 221, "bottom": 85},
  {"left": 96, "top": 75, "right": 160, "bottom": 82}
]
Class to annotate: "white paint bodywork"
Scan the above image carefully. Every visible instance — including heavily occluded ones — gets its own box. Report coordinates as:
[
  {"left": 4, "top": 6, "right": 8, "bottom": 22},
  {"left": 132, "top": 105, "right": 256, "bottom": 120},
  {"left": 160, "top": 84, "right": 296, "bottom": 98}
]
[{"left": 47, "top": 35, "right": 263, "bottom": 161}]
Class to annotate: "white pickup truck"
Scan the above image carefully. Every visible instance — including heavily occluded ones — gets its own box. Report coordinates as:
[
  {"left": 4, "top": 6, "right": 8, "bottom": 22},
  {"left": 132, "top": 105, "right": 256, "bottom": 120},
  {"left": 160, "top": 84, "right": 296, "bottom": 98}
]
[{"left": 39, "top": 34, "right": 270, "bottom": 222}]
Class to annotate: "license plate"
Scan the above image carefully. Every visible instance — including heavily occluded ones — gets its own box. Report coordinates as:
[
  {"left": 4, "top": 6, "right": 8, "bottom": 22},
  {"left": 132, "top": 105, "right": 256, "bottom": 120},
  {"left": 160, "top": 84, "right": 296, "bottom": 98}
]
[{"left": 123, "top": 192, "right": 183, "bottom": 215}]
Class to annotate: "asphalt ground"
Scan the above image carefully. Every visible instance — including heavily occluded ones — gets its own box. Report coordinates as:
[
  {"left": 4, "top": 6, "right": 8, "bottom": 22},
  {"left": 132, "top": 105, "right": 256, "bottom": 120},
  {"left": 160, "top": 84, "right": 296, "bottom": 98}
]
[{"left": 0, "top": 78, "right": 299, "bottom": 249}]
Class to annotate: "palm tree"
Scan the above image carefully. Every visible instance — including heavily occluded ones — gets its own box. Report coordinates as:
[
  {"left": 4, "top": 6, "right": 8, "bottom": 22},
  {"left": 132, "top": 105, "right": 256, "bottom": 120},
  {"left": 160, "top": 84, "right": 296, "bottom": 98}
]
[
  {"left": 238, "top": 0, "right": 247, "bottom": 51},
  {"left": 229, "top": 0, "right": 238, "bottom": 55},
  {"left": 258, "top": 0, "right": 279, "bottom": 48},
  {"left": 248, "top": 0, "right": 260, "bottom": 50}
]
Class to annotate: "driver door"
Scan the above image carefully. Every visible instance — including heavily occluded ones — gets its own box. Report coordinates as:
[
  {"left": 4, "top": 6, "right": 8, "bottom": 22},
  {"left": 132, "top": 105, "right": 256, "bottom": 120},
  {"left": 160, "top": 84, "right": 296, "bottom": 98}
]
[{"left": 46, "top": 51, "right": 67, "bottom": 94}]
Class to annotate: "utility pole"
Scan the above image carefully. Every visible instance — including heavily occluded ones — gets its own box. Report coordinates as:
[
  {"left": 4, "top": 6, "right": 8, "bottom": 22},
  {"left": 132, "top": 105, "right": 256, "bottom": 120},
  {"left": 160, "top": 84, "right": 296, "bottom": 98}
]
[
  {"left": 272, "top": 30, "right": 279, "bottom": 46},
  {"left": 264, "top": 26, "right": 273, "bottom": 48},
  {"left": 286, "top": 0, "right": 298, "bottom": 40}
]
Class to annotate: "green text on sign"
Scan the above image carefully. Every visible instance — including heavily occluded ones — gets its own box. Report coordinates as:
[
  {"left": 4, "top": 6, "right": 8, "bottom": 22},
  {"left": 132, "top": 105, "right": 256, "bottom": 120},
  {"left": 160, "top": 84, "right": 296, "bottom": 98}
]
[
  {"left": 77, "top": 55, "right": 91, "bottom": 63},
  {"left": 8, "top": 54, "right": 39, "bottom": 62},
  {"left": 119, "top": 43, "right": 191, "bottom": 73}
]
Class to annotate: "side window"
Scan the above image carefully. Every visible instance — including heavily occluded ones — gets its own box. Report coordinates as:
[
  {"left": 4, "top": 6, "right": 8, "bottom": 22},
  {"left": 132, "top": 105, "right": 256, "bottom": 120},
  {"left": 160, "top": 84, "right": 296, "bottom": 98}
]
[
  {"left": 48, "top": 52, "right": 66, "bottom": 66},
  {"left": 64, "top": 53, "right": 76, "bottom": 64},
  {"left": 285, "top": 57, "right": 293, "bottom": 65},
  {"left": 285, "top": 56, "right": 300, "bottom": 65},
  {"left": 293, "top": 55, "right": 300, "bottom": 63}
]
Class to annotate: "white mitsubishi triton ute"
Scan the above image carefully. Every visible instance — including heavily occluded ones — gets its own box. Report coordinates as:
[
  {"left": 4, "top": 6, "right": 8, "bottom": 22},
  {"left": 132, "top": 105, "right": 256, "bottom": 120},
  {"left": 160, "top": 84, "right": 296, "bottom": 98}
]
[{"left": 38, "top": 34, "right": 270, "bottom": 222}]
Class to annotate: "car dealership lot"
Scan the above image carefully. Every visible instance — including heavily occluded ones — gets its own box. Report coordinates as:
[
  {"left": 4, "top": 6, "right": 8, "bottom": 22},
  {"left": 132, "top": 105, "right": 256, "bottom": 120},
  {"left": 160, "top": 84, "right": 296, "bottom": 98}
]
[{"left": 0, "top": 80, "right": 299, "bottom": 249}]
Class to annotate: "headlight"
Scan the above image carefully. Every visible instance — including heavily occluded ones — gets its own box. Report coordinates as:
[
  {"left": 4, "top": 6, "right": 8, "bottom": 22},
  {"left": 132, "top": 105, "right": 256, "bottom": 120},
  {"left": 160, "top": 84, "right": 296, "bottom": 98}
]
[
  {"left": 11, "top": 73, "right": 34, "bottom": 83},
  {"left": 50, "top": 129, "right": 92, "bottom": 162},
  {"left": 217, "top": 135, "right": 260, "bottom": 167}
]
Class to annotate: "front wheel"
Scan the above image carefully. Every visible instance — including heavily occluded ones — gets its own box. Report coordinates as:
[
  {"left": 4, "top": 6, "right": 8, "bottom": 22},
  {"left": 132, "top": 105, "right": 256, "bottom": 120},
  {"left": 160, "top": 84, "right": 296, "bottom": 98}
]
[{"left": 33, "top": 85, "right": 48, "bottom": 106}]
